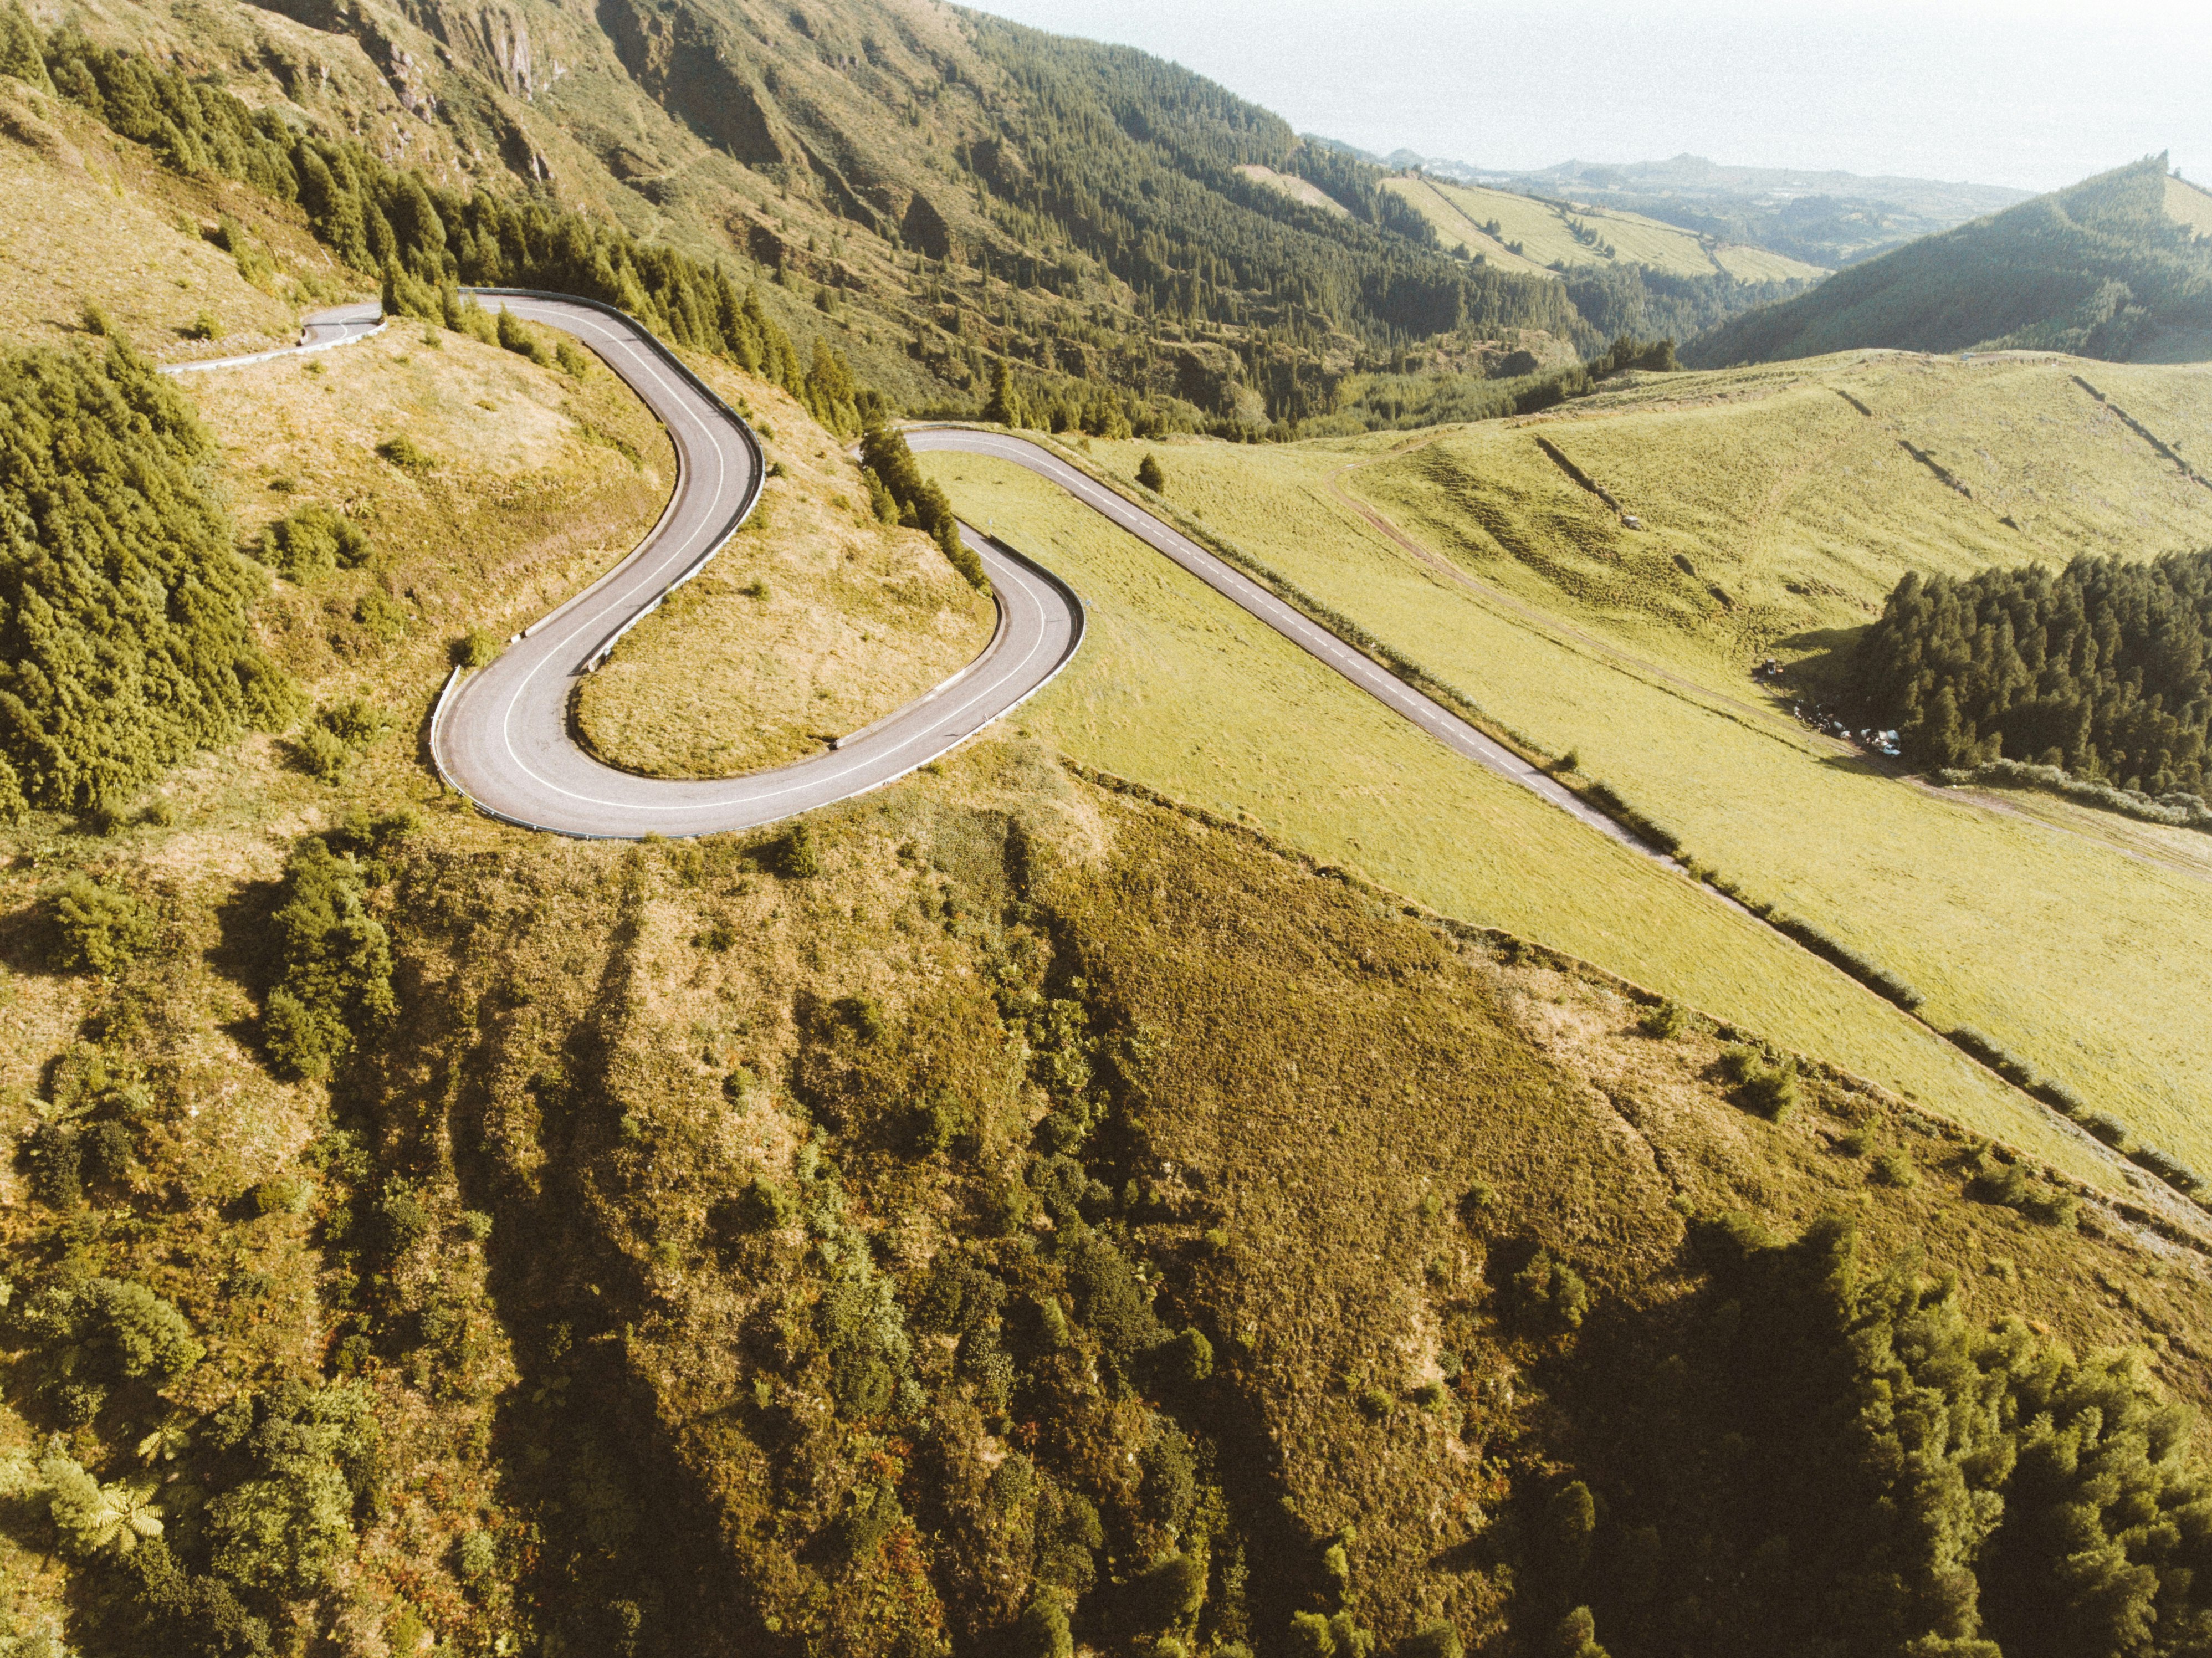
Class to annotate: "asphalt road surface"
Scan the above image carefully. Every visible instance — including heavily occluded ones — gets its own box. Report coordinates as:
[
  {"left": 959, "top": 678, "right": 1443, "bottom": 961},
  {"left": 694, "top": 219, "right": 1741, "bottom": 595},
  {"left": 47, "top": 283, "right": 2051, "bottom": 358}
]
[
  {"left": 158, "top": 300, "right": 385, "bottom": 375},
  {"left": 432, "top": 291, "right": 1085, "bottom": 838},
  {"left": 906, "top": 427, "right": 1667, "bottom": 861}
]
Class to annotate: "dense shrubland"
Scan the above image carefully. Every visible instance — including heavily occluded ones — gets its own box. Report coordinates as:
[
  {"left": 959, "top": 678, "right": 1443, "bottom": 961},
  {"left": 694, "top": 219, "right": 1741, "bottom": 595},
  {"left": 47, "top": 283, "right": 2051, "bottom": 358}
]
[
  {"left": 0, "top": 339, "right": 294, "bottom": 816},
  {"left": 9, "top": 760, "right": 2212, "bottom": 1655},
  {"left": 1847, "top": 550, "right": 2212, "bottom": 792}
]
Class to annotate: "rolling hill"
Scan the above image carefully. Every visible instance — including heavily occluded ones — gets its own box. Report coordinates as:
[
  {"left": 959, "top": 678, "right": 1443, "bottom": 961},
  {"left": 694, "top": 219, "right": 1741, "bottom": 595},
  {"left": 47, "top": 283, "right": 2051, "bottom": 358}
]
[
  {"left": 1687, "top": 156, "right": 2212, "bottom": 367},
  {"left": 1337, "top": 144, "right": 2032, "bottom": 269}
]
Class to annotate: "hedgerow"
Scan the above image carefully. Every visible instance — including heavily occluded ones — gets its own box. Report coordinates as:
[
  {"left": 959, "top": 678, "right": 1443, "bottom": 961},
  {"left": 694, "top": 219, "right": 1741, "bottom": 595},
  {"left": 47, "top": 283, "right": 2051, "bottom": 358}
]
[
  {"left": 0, "top": 340, "right": 295, "bottom": 812},
  {"left": 860, "top": 423, "right": 988, "bottom": 589}
]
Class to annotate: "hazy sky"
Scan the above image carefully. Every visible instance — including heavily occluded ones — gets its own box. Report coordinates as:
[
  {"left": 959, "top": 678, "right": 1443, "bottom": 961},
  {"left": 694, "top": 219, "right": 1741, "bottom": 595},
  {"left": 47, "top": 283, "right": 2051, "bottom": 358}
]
[{"left": 958, "top": 1, "right": 2209, "bottom": 193}]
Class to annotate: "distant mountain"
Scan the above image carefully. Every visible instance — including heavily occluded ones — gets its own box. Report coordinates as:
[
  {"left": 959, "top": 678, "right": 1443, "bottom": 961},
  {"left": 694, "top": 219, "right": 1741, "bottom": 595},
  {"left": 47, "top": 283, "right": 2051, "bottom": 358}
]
[
  {"left": 1308, "top": 139, "right": 2031, "bottom": 269},
  {"left": 1683, "top": 156, "right": 2212, "bottom": 367}
]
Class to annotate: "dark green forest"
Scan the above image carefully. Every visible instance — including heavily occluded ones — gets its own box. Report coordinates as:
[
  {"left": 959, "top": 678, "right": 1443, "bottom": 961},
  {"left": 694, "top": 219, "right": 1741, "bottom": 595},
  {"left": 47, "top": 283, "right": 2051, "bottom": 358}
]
[
  {"left": 961, "top": 17, "right": 1579, "bottom": 349},
  {"left": 0, "top": 339, "right": 293, "bottom": 818},
  {"left": 1846, "top": 551, "right": 2212, "bottom": 792},
  {"left": 1686, "top": 157, "right": 2212, "bottom": 366},
  {"left": 1555, "top": 1214, "right": 2212, "bottom": 1657}
]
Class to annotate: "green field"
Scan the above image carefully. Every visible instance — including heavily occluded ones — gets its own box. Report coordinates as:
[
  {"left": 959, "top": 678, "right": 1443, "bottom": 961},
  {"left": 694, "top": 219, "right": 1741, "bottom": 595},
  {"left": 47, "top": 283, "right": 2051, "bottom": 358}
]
[
  {"left": 1384, "top": 174, "right": 1825, "bottom": 283},
  {"left": 920, "top": 449, "right": 2127, "bottom": 1188},
  {"left": 1047, "top": 353, "right": 2212, "bottom": 1174}
]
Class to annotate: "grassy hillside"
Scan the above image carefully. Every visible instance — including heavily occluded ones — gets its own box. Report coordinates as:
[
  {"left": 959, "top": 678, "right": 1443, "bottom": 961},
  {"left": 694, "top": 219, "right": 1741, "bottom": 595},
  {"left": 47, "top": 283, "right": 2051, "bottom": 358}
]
[
  {"left": 3, "top": 0, "right": 1619, "bottom": 439},
  {"left": 1386, "top": 175, "right": 1822, "bottom": 286},
  {"left": 992, "top": 357, "right": 2212, "bottom": 1183},
  {"left": 576, "top": 362, "right": 997, "bottom": 778},
  {"left": 11, "top": 59, "right": 2212, "bottom": 1658},
  {"left": 1688, "top": 157, "right": 2212, "bottom": 367}
]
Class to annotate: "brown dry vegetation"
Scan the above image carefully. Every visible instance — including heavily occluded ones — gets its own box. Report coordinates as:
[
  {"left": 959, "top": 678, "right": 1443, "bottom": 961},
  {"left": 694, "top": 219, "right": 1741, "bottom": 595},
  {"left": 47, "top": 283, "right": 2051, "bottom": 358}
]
[
  {"left": 0, "top": 76, "right": 361, "bottom": 357},
  {"left": 12, "top": 699, "right": 2212, "bottom": 1656},
  {"left": 574, "top": 365, "right": 996, "bottom": 778}
]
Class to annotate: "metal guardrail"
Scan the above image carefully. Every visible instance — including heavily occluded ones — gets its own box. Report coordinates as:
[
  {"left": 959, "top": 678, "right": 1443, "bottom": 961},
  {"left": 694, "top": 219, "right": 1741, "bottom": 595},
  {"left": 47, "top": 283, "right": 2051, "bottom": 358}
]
[{"left": 459, "top": 288, "right": 769, "bottom": 674}]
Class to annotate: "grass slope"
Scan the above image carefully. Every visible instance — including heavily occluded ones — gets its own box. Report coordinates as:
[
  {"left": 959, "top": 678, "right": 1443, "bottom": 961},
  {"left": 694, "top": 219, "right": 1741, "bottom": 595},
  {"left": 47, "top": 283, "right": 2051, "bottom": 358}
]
[
  {"left": 915, "top": 447, "right": 2117, "bottom": 1188},
  {"left": 1688, "top": 156, "right": 2212, "bottom": 367},
  {"left": 1043, "top": 362, "right": 2212, "bottom": 1175},
  {"left": 1386, "top": 174, "right": 1824, "bottom": 284},
  {"left": 575, "top": 362, "right": 996, "bottom": 778},
  {"left": 0, "top": 76, "right": 359, "bottom": 357}
]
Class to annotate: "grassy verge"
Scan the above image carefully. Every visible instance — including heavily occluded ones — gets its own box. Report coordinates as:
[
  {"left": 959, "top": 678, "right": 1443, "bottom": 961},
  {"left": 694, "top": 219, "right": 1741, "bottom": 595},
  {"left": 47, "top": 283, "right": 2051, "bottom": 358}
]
[{"left": 572, "top": 364, "right": 996, "bottom": 778}]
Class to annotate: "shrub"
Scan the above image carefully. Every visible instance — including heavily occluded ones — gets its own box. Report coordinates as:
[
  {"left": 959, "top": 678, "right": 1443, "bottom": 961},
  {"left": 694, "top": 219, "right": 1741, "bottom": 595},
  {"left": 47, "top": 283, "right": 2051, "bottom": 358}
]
[
  {"left": 262, "top": 837, "right": 396, "bottom": 1079},
  {"left": 456, "top": 627, "right": 499, "bottom": 668},
  {"left": 49, "top": 874, "right": 157, "bottom": 974},
  {"left": 774, "top": 821, "right": 821, "bottom": 878},
  {"left": 554, "top": 339, "right": 591, "bottom": 378},
  {"left": 1637, "top": 999, "right": 1686, "bottom": 1039},
  {"left": 259, "top": 505, "right": 369, "bottom": 581},
  {"left": 1512, "top": 1248, "right": 1591, "bottom": 1331},
  {"left": 1869, "top": 1150, "right": 1919, "bottom": 1188},
  {"left": 319, "top": 697, "right": 388, "bottom": 749},
  {"left": 293, "top": 725, "right": 351, "bottom": 784},
  {"left": 455, "top": 1528, "right": 496, "bottom": 1583},
  {"left": 2080, "top": 1111, "right": 2131, "bottom": 1148},
  {"left": 1136, "top": 452, "right": 1166, "bottom": 492},
  {"left": 1948, "top": 1026, "right": 2039, "bottom": 1088},
  {"left": 1719, "top": 1047, "right": 1799, "bottom": 1120},
  {"left": 1158, "top": 1327, "right": 1213, "bottom": 1385},
  {"left": 1970, "top": 1156, "right": 2078, "bottom": 1229},
  {"left": 2128, "top": 1145, "right": 2205, "bottom": 1195},
  {"left": 494, "top": 306, "right": 549, "bottom": 365},
  {"left": 376, "top": 434, "right": 433, "bottom": 472},
  {"left": 1012, "top": 1598, "right": 1073, "bottom": 1658},
  {"left": 728, "top": 1175, "right": 795, "bottom": 1234},
  {"left": 185, "top": 310, "right": 222, "bottom": 341}
]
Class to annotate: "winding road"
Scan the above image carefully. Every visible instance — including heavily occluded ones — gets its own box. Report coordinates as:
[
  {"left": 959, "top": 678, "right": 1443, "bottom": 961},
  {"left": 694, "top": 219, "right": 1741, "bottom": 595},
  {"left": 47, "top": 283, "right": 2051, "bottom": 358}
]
[
  {"left": 413, "top": 293, "right": 1664, "bottom": 851},
  {"left": 176, "top": 294, "right": 1663, "bottom": 849}
]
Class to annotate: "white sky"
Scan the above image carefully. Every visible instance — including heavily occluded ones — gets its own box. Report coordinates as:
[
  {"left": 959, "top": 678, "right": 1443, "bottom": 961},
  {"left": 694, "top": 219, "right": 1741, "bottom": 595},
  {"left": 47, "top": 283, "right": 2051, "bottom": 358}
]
[{"left": 956, "top": 0, "right": 2211, "bottom": 193}]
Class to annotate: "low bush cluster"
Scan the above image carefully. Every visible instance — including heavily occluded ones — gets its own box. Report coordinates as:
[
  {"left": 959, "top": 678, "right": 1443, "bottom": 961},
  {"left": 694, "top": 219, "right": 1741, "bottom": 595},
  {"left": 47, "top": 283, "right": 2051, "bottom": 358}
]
[
  {"left": 258, "top": 504, "right": 369, "bottom": 582},
  {"left": 1717, "top": 1046, "right": 1799, "bottom": 1120},
  {"left": 262, "top": 828, "right": 402, "bottom": 1079},
  {"left": 0, "top": 339, "right": 294, "bottom": 814}
]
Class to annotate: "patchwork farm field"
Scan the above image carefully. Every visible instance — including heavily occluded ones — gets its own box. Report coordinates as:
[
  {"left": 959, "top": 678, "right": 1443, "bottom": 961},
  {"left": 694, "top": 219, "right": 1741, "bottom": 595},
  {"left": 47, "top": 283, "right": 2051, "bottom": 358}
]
[{"left": 1383, "top": 173, "right": 1825, "bottom": 283}]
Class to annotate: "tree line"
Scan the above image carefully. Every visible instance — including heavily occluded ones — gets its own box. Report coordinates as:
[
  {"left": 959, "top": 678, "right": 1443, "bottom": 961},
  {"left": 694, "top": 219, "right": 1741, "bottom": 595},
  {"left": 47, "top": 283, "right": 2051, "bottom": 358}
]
[
  {"left": 1847, "top": 550, "right": 2211, "bottom": 795},
  {"left": 35, "top": 28, "right": 868, "bottom": 437},
  {"left": 962, "top": 13, "right": 1584, "bottom": 349}
]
